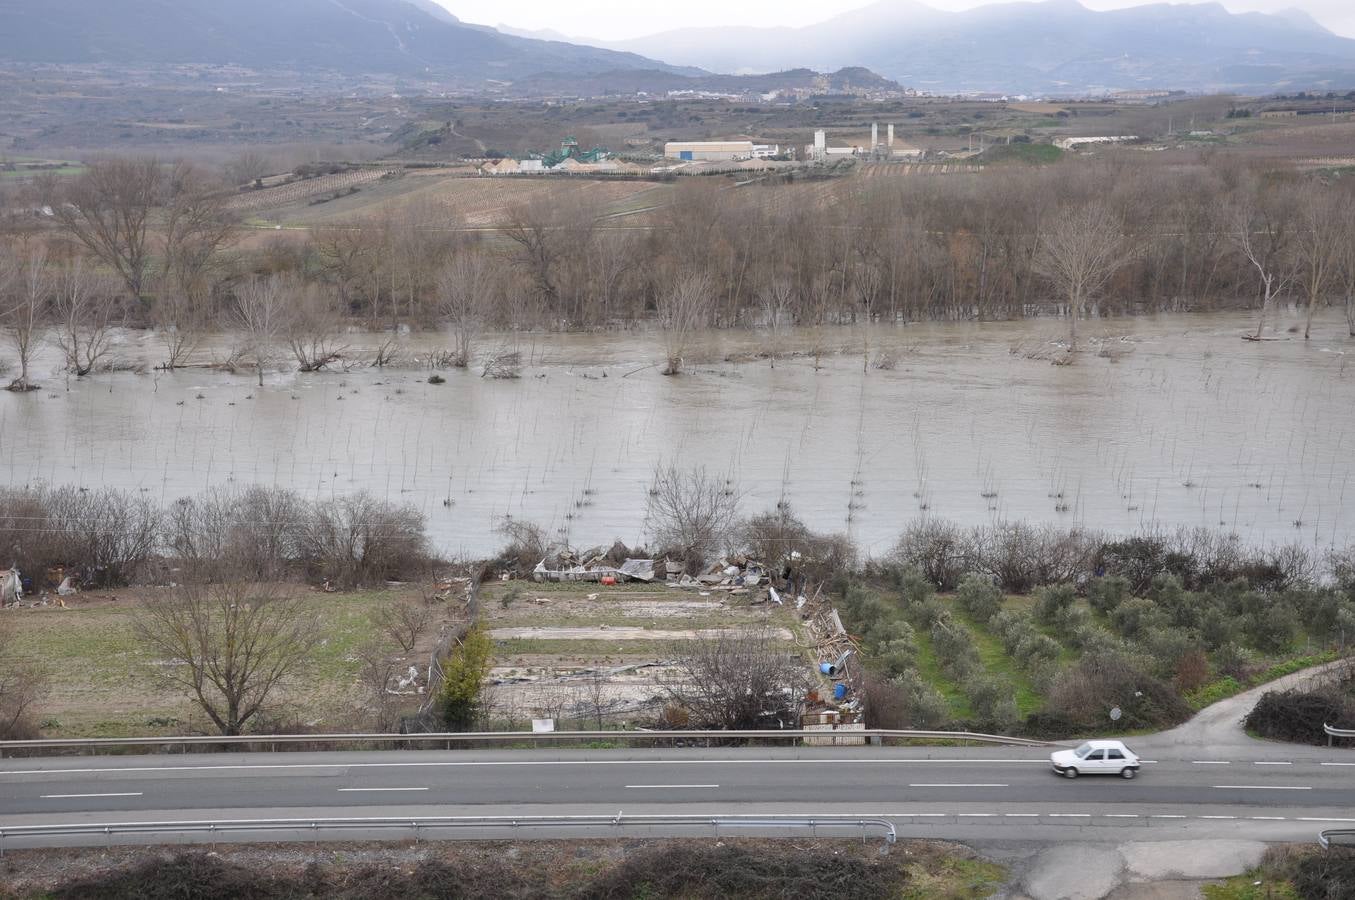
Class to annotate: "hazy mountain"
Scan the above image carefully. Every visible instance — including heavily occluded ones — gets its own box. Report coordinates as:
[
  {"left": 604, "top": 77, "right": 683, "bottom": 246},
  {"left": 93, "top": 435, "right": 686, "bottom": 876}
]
[
  {"left": 595, "top": 0, "right": 1355, "bottom": 93},
  {"left": 505, "top": 65, "right": 903, "bottom": 98},
  {"left": 0, "top": 0, "right": 696, "bottom": 83}
]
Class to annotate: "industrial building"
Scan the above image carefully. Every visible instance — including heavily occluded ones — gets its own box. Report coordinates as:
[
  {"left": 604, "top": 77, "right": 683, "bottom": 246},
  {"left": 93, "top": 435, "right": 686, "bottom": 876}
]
[{"left": 663, "top": 140, "right": 755, "bottom": 161}]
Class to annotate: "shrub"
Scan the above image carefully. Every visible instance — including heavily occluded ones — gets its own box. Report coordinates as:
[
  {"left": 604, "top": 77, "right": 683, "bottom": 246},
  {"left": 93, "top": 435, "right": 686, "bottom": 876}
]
[
  {"left": 956, "top": 572, "right": 1003, "bottom": 623},
  {"left": 1244, "top": 603, "right": 1299, "bottom": 655},
  {"left": 1087, "top": 575, "right": 1131, "bottom": 614},
  {"left": 890, "top": 519, "right": 970, "bottom": 590},
  {"left": 1245, "top": 685, "right": 1355, "bottom": 745},
  {"left": 438, "top": 626, "right": 492, "bottom": 731},
  {"left": 0, "top": 485, "right": 160, "bottom": 587},
  {"left": 1173, "top": 648, "right": 1211, "bottom": 694},
  {"left": 1048, "top": 652, "right": 1191, "bottom": 730},
  {"left": 494, "top": 517, "right": 549, "bottom": 573},
  {"left": 1033, "top": 584, "right": 1076, "bottom": 626},
  {"left": 300, "top": 492, "right": 431, "bottom": 587},
  {"left": 1110, "top": 597, "right": 1165, "bottom": 639}
]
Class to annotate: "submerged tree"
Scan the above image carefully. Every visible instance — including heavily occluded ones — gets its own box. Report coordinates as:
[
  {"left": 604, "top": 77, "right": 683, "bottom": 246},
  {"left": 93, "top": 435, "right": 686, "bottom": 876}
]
[
  {"left": 657, "top": 270, "right": 712, "bottom": 375},
  {"left": 3, "top": 248, "right": 47, "bottom": 391},
  {"left": 52, "top": 258, "right": 121, "bottom": 377},
  {"left": 1033, "top": 201, "right": 1124, "bottom": 355},
  {"left": 48, "top": 158, "right": 161, "bottom": 301},
  {"left": 437, "top": 252, "right": 497, "bottom": 368},
  {"left": 232, "top": 275, "right": 289, "bottom": 386}
]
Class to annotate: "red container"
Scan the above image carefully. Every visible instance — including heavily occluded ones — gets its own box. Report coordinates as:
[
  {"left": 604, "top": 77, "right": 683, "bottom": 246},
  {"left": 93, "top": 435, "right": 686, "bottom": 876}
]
[{"left": 600, "top": 575, "right": 617, "bottom": 586}]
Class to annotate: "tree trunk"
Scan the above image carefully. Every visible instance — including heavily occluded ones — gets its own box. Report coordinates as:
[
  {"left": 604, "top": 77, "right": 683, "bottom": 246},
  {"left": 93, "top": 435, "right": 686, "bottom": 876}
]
[{"left": 1304, "top": 291, "right": 1317, "bottom": 340}]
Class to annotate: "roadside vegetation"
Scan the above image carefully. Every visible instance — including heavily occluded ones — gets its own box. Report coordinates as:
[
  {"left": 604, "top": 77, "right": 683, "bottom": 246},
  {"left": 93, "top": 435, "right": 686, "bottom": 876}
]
[
  {"left": 0, "top": 839, "right": 1004, "bottom": 900},
  {"left": 2, "top": 476, "right": 1352, "bottom": 742}
]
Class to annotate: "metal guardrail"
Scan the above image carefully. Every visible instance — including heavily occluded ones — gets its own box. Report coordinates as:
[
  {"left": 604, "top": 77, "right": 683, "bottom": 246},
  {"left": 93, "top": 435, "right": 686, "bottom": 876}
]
[
  {"left": 0, "top": 728, "right": 1049, "bottom": 757},
  {"left": 0, "top": 813, "right": 896, "bottom": 854},
  {"left": 1325, "top": 723, "right": 1355, "bottom": 746},
  {"left": 1319, "top": 828, "right": 1355, "bottom": 850}
]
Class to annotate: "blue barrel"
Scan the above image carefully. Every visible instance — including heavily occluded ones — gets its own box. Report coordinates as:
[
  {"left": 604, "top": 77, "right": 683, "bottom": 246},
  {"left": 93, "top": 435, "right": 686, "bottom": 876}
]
[{"left": 833, "top": 683, "right": 848, "bottom": 700}]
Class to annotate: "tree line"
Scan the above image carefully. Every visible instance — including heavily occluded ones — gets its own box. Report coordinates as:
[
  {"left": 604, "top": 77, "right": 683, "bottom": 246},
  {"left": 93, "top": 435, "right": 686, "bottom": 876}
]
[{"left": 3, "top": 152, "right": 1354, "bottom": 387}]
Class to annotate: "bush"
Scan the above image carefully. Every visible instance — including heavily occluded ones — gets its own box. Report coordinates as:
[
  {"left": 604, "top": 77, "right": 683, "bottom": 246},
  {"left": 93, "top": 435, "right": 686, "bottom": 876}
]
[
  {"left": 956, "top": 572, "right": 1002, "bottom": 622},
  {"left": 166, "top": 486, "right": 305, "bottom": 580},
  {"left": 0, "top": 485, "right": 160, "bottom": 587},
  {"left": 1033, "top": 585, "right": 1076, "bottom": 626},
  {"left": 1087, "top": 575, "right": 1131, "bottom": 613},
  {"left": 1245, "top": 681, "right": 1355, "bottom": 745},
  {"left": 890, "top": 519, "right": 970, "bottom": 590},
  {"left": 300, "top": 491, "right": 431, "bottom": 587},
  {"left": 1048, "top": 652, "right": 1191, "bottom": 730},
  {"left": 1110, "top": 597, "right": 1165, "bottom": 639},
  {"left": 1244, "top": 603, "right": 1300, "bottom": 655},
  {"left": 1292, "top": 848, "right": 1355, "bottom": 900}
]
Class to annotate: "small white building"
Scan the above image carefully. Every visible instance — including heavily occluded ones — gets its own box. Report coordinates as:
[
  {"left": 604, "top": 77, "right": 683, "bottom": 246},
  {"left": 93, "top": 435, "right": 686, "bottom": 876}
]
[
  {"left": 750, "top": 144, "right": 780, "bottom": 159},
  {"left": 664, "top": 141, "right": 755, "bottom": 161},
  {"left": 1055, "top": 135, "right": 1139, "bottom": 150}
]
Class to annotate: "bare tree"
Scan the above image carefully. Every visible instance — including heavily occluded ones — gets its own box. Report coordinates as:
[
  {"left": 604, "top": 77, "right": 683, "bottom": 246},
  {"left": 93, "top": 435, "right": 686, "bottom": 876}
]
[
  {"left": 284, "top": 283, "right": 346, "bottom": 372},
  {"left": 1033, "top": 201, "right": 1124, "bottom": 355},
  {"left": 656, "top": 270, "right": 712, "bottom": 375},
  {"left": 0, "top": 621, "right": 47, "bottom": 739},
  {"left": 232, "top": 275, "right": 288, "bottom": 386},
  {"left": 663, "top": 626, "right": 812, "bottom": 730},
  {"left": 580, "top": 668, "right": 617, "bottom": 729},
  {"left": 1234, "top": 187, "right": 1297, "bottom": 340},
  {"left": 52, "top": 258, "right": 121, "bottom": 377},
  {"left": 1336, "top": 198, "right": 1355, "bottom": 338},
  {"left": 376, "top": 596, "right": 434, "bottom": 653},
  {"left": 436, "top": 253, "right": 497, "bottom": 368},
  {"left": 355, "top": 638, "right": 402, "bottom": 732},
  {"left": 1295, "top": 186, "right": 1342, "bottom": 341},
  {"left": 137, "top": 582, "right": 317, "bottom": 735},
  {"left": 758, "top": 276, "right": 794, "bottom": 368},
  {"left": 646, "top": 464, "right": 741, "bottom": 566},
  {"left": 3, "top": 248, "right": 47, "bottom": 391},
  {"left": 48, "top": 158, "right": 161, "bottom": 300},
  {"left": 161, "top": 162, "right": 237, "bottom": 306}
]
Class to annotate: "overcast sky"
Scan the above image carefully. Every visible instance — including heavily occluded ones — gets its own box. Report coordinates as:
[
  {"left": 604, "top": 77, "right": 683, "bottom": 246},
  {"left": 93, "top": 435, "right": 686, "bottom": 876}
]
[{"left": 440, "top": 0, "right": 1355, "bottom": 42}]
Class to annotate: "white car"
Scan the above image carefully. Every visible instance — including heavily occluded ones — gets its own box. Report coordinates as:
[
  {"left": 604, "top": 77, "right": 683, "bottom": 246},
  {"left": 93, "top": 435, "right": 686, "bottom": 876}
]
[{"left": 1050, "top": 740, "right": 1141, "bottom": 779}]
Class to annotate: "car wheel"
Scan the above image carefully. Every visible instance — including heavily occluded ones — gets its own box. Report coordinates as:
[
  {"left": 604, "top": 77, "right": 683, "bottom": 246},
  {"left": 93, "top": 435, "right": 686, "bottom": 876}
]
[
  {"left": 1121, "top": 767, "right": 1137, "bottom": 779},
  {"left": 1063, "top": 767, "right": 1078, "bottom": 779}
]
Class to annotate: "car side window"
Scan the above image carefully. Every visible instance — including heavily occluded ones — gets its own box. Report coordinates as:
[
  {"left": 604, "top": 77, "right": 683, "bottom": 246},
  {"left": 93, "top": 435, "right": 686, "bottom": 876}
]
[
  {"left": 1088, "top": 750, "right": 1104, "bottom": 760},
  {"left": 1107, "top": 749, "right": 1124, "bottom": 760}
]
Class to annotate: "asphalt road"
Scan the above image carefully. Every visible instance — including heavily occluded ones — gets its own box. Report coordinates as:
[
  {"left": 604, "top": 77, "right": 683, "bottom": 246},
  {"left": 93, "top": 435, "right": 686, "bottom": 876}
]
[{"left": 3, "top": 743, "right": 1353, "bottom": 847}]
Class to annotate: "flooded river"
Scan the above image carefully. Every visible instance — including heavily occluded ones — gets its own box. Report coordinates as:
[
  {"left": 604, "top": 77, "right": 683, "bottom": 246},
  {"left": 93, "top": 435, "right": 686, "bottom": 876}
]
[{"left": 1, "top": 309, "right": 1352, "bottom": 558}]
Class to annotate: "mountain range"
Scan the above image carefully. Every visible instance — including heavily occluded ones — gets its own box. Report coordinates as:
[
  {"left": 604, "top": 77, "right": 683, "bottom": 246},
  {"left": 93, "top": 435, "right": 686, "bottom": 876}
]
[
  {"left": 3, "top": 0, "right": 1354, "bottom": 94},
  {"left": 0, "top": 0, "right": 695, "bottom": 83},
  {"left": 581, "top": 0, "right": 1355, "bottom": 94}
]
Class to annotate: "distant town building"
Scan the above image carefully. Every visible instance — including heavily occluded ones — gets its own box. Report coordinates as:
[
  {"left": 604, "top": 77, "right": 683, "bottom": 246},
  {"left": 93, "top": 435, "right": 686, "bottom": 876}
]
[
  {"left": 1054, "top": 135, "right": 1139, "bottom": 150},
  {"left": 663, "top": 141, "right": 755, "bottom": 161}
]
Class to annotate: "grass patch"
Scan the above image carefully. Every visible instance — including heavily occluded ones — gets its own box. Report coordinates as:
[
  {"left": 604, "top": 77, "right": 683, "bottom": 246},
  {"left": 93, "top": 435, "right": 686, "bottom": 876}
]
[
  {"left": 977, "top": 142, "right": 1063, "bottom": 164},
  {"left": 1202, "top": 868, "right": 1299, "bottom": 899},
  {"left": 901, "top": 855, "right": 1006, "bottom": 900},
  {"left": 949, "top": 607, "right": 1044, "bottom": 716},
  {"left": 913, "top": 622, "right": 975, "bottom": 719},
  {"left": 493, "top": 637, "right": 676, "bottom": 658}
]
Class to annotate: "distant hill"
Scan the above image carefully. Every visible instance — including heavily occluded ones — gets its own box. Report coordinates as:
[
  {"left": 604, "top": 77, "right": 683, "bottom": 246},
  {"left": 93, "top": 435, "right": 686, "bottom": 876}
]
[
  {"left": 595, "top": 0, "right": 1355, "bottom": 94},
  {"left": 504, "top": 66, "right": 904, "bottom": 98},
  {"left": 0, "top": 0, "right": 697, "bottom": 83}
]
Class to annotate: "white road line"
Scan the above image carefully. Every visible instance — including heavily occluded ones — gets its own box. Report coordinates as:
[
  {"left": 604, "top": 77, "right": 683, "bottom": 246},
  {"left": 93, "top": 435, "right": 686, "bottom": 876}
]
[
  {"left": 1212, "top": 785, "right": 1312, "bottom": 791},
  {"left": 1199, "top": 815, "right": 1237, "bottom": 819},
  {"left": 1253, "top": 761, "right": 1292, "bottom": 765},
  {"left": 336, "top": 787, "right": 428, "bottom": 793},
  {"left": 1150, "top": 815, "right": 1187, "bottom": 819},
  {"left": 40, "top": 792, "right": 143, "bottom": 799},
  {"left": 624, "top": 784, "right": 719, "bottom": 789},
  {"left": 1004, "top": 813, "right": 1038, "bottom": 818},
  {"left": 1297, "top": 817, "right": 1355, "bottom": 823},
  {"left": 1320, "top": 762, "right": 1355, "bottom": 767},
  {"left": 0, "top": 759, "right": 1050, "bottom": 777},
  {"left": 1047, "top": 814, "right": 1090, "bottom": 818},
  {"left": 1249, "top": 817, "right": 1287, "bottom": 821},
  {"left": 1191, "top": 760, "right": 1231, "bottom": 765},
  {"left": 908, "top": 783, "right": 1007, "bottom": 788},
  {"left": 957, "top": 813, "right": 997, "bottom": 817},
  {"left": 1103, "top": 814, "right": 1139, "bottom": 818}
]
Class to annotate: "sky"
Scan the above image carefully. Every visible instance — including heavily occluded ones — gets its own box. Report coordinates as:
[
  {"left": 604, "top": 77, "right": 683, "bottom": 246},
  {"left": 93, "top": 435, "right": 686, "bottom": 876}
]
[{"left": 439, "top": 0, "right": 1355, "bottom": 42}]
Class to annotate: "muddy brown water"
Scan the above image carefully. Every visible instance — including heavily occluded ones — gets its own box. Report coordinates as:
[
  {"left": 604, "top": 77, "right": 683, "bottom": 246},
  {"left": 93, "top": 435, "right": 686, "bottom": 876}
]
[{"left": 1, "top": 309, "right": 1352, "bottom": 559}]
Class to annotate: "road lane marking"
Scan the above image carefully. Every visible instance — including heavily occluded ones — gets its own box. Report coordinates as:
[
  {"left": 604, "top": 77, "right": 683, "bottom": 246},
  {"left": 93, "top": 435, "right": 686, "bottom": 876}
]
[
  {"left": 1191, "top": 761, "right": 1231, "bottom": 765},
  {"left": 1253, "top": 761, "right": 1292, "bottom": 765},
  {"left": 957, "top": 813, "right": 996, "bottom": 817},
  {"left": 1249, "top": 817, "right": 1287, "bottom": 821},
  {"left": 40, "top": 792, "right": 143, "bottom": 799},
  {"left": 1150, "top": 815, "right": 1186, "bottom": 818},
  {"left": 1104, "top": 814, "right": 1139, "bottom": 818},
  {"left": 1212, "top": 785, "right": 1312, "bottom": 791},
  {"left": 1047, "top": 813, "right": 1089, "bottom": 818},
  {"left": 908, "top": 783, "right": 1007, "bottom": 788},
  {"left": 1320, "top": 762, "right": 1355, "bottom": 767},
  {"left": 624, "top": 784, "right": 719, "bottom": 789},
  {"left": 1297, "top": 817, "right": 1355, "bottom": 823},
  {"left": 0, "top": 759, "right": 1052, "bottom": 777},
  {"left": 1199, "top": 815, "right": 1237, "bottom": 819},
  {"left": 1004, "top": 813, "right": 1038, "bottom": 817},
  {"left": 336, "top": 787, "right": 429, "bottom": 793}
]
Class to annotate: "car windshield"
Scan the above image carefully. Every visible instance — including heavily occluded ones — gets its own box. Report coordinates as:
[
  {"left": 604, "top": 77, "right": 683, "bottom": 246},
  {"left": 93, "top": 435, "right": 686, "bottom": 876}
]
[{"left": 1073, "top": 743, "right": 1093, "bottom": 758}]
